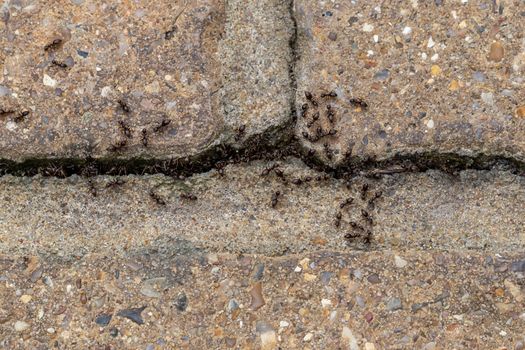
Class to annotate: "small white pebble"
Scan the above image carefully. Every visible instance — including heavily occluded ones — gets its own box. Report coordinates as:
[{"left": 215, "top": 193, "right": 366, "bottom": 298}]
[
  {"left": 43, "top": 74, "right": 57, "bottom": 87},
  {"left": 427, "top": 36, "right": 435, "bottom": 48},
  {"left": 451, "top": 10, "right": 458, "bottom": 19},
  {"left": 374, "top": 6, "right": 381, "bottom": 13},
  {"left": 6, "top": 121, "right": 17, "bottom": 131},
  {"left": 500, "top": 330, "right": 507, "bottom": 336},
  {"left": 303, "top": 333, "right": 314, "bottom": 342},
  {"left": 431, "top": 53, "right": 439, "bottom": 62},
  {"left": 164, "top": 74, "right": 172, "bottom": 81},
  {"left": 101, "top": 86, "right": 112, "bottom": 98},
  {"left": 96, "top": 66, "right": 102, "bottom": 72},
  {"left": 294, "top": 266, "right": 302, "bottom": 273},
  {"left": 373, "top": 35, "right": 379, "bottom": 43},
  {"left": 367, "top": 50, "right": 374, "bottom": 57},
  {"left": 402, "top": 26, "right": 412, "bottom": 36},
  {"left": 465, "top": 36, "right": 472, "bottom": 43},
  {"left": 426, "top": 119, "right": 434, "bottom": 129},
  {"left": 461, "top": 0, "right": 468, "bottom": 4},
  {"left": 47, "top": 327, "right": 55, "bottom": 334},
  {"left": 14, "top": 321, "right": 30, "bottom": 332},
  {"left": 38, "top": 309, "right": 44, "bottom": 319},
  {"left": 421, "top": 52, "right": 428, "bottom": 60},
  {"left": 279, "top": 321, "right": 290, "bottom": 328},
  {"left": 363, "top": 23, "right": 374, "bottom": 32},
  {"left": 66, "top": 284, "right": 72, "bottom": 293},
  {"left": 211, "top": 266, "right": 220, "bottom": 274},
  {"left": 321, "top": 299, "right": 332, "bottom": 308},
  {"left": 394, "top": 255, "right": 408, "bottom": 268}
]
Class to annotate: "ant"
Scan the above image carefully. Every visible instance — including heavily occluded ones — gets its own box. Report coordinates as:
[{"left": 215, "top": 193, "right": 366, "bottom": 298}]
[
  {"left": 149, "top": 189, "right": 166, "bottom": 206},
  {"left": 180, "top": 193, "right": 197, "bottom": 201},
  {"left": 361, "top": 209, "right": 373, "bottom": 225},
  {"left": 323, "top": 143, "right": 334, "bottom": 160},
  {"left": 307, "top": 149, "right": 316, "bottom": 157},
  {"left": 234, "top": 124, "right": 246, "bottom": 141},
  {"left": 368, "top": 191, "right": 382, "bottom": 205},
  {"left": 363, "top": 231, "right": 372, "bottom": 245},
  {"left": 87, "top": 180, "right": 97, "bottom": 197},
  {"left": 360, "top": 183, "right": 369, "bottom": 201},
  {"left": 339, "top": 197, "right": 353, "bottom": 209},
  {"left": 344, "top": 232, "right": 360, "bottom": 240},
  {"left": 261, "top": 164, "right": 279, "bottom": 176},
  {"left": 321, "top": 91, "right": 337, "bottom": 98},
  {"left": 51, "top": 60, "right": 68, "bottom": 68},
  {"left": 326, "top": 105, "right": 335, "bottom": 124},
  {"left": 106, "top": 178, "right": 126, "bottom": 189},
  {"left": 349, "top": 98, "right": 368, "bottom": 110},
  {"left": 153, "top": 118, "right": 171, "bottom": 133},
  {"left": 215, "top": 161, "right": 227, "bottom": 176},
  {"left": 334, "top": 211, "right": 342, "bottom": 228},
  {"left": 274, "top": 168, "right": 285, "bottom": 180},
  {"left": 118, "top": 120, "right": 132, "bottom": 138},
  {"left": 44, "top": 39, "right": 62, "bottom": 51},
  {"left": 349, "top": 222, "right": 364, "bottom": 231},
  {"left": 118, "top": 100, "right": 131, "bottom": 113},
  {"left": 271, "top": 191, "right": 281, "bottom": 208},
  {"left": 304, "top": 91, "right": 318, "bottom": 107},
  {"left": 107, "top": 139, "right": 127, "bottom": 152},
  {"left": 306, "top": 112, "right": 320, "bottom": 128},
  {"left": 14, "top": 111, "right": 29, "bottom": 123},
  {"left": 141, "top": 129, "right": 148, "bottom": 147},
  {"left": 291, "top": 178, "right": 303, "bottom": 185},
  {"left": 301, "top": 103, "right": 308, "bottom": 118}
]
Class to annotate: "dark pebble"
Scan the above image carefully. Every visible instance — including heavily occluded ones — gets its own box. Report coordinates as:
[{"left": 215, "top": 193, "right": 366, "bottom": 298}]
[
  {"left": 411, "top": 302, "right": 428, "bottom": 312},
  {"left": 510, "top": 260, "right": 525, "bottom": 272},
  {"left": 117, "top": 306, "right": 146, "bottom": 325},
  {"left": 367, "top": 273, "right": 381, "bottom": 284},
  {"left": 253, "top": 263, "right": 265, "bottom": 281},
  {"left": 320, "top": 271, "right": 332, "bottom": 285},
  {"left": 374, "top": 69, "right": 390, "bottom": 81},
  {"left": 175, "top": 293, "right": 188, "bottom": 312},
  {"left": 109, "top": 327, "right": 119, "bottom": 337},
  {"left": 77, "top": 50, "right": 89, "bottom": 58},
  {"left": 328, "top": 32, "right": 337, "bottom": 41},
  {"left": 348, "top": 16, "right": 358, "bottom": 24},
  {"left": 95, "top": 314, "right": 112, "bottom": 327}
]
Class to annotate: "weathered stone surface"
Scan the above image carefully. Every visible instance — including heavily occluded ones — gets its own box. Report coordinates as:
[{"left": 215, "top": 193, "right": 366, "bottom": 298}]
[
  {"left": 294, "top": 1, "right": 525, "bottom": 165},
  {"left": 1, "top": 250, "right": 525, "bottom": 349},
  {"left": 0, "top": 0, "right": 293, "bottom": 161},
  {"left": 0, "top": 158, "right": 523, "bottom": 257}
]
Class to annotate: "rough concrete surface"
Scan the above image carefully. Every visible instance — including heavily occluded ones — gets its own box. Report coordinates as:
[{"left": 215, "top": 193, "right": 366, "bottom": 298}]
[
  {"left": 2, "top": 251, "right": 525, "bottom": 349},
  {"left": 1, "top": 1, "right": 525, "bottom": 349},
  {"left": 0, "top": 0, "right": 293, "bottom": 161},
  {"left": 0, "top": 158, "right": 524, "bottom": 258},
  {"left": 294, "top": 0, "right": 525, "bottom": 165}
]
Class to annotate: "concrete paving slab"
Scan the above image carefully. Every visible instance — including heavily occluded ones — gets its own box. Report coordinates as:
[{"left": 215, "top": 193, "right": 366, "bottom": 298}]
[
  {"left": 0, "top": 158, "right": 523, "bottom": 258},
  {"left": 1, "top": 250, "right": 524, "bottom": 349},
  {"left": 0, "top": 0, "right": 294, "bottom": 161},
  {"left": 294, "top": 1, "right": 525, "bottom": 165}
]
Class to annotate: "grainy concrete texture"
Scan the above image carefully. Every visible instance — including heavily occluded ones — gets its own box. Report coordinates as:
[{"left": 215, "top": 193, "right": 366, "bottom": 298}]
[
  {"left": 1, "top": 0, "right": 525, "bottom": 349},
  {"left": 294, "top": 0, "right": 525, "bottom": 165},
  {"left": 0, "top": 0, "right": 293, "bottom": 161},
  {"left": 0, "top": 159, "right": 524, "bottom": 258}
]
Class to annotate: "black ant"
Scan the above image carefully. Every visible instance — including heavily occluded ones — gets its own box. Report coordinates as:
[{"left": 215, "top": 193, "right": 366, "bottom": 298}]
[
  {"left": 323, "top": 143, "right": 334, "bottom": 160},
  {"left": 153, "top": 118, "right": 171, "bottom": 133},
  {"left": 321, "top": 91, "right": 337, "bottom": 98},
  {"left": 87, "top": 180, "right": 97, "bottom": 197},
  {"left": 141, "top": 129, "right": 148, "bottom": 147},
  {"left": 44, "top": 39, "right": 62, "bottom": 51},
  {"left": 360, "top": 183, "right": 369, "bottom": 200},
  {"left": 306, "top": 112, "right": 320, "bottom": 128},
  {"left": 339, "top": 197, "right": 353, "bottom": 209},
  {"left": 334, "top": 211, "right": 342, "bottom": 228},
  {"left": 149, "top": 189, "right": 166, "bottom": 206},
  {"left": 349, "top": 222, "right": 364, "bottom": 231},
  {"left": 361, "top": 209, "right": 373, "bottom": 225},
  {"left": 118, "top": 100, "right": 131, "bottom": 113},
  {"left": 363, "top": 231, "right": 372, "bottom": 245},
  {"left": 271, "top": 191, "right": 281, "bottom": 208},
  {"left": 14, "top": 111, "right": 29, "bottom": 123},
  {"left": 301, "top": 103, "right": 308, "bottom": 118},
  {"left": 344, "top": 232, "right": 360, "bottom": 240},
  {"left": 107, "top": 139, "right": 127, "bottom": 152},
  {"left": 304, "top": 91, "right": 318, "bottom": 107},
  {"left": 215, "top": 161, "right": 227, "bottom": 176},
  {"left": 51, "top": 60, "right": 68, "bottom": 68},
  {"left": 291, "top": 178, "right": 303, "bottom": 185},
  {"left": 368, "top": 191, "right": 383, "bottom": 205},
  {"left": 261, "top": 164, "right": 279, "bottom": 176},
  {"left": 106, "top": 178, "right": 126, "bottom": 189},
  {"left": 326, "top": 105, "right": 335, "bottom": 124},
  {"left": 180, "top": 193, "right": 197, "bottom": 201},
  {"left": 118, "top": 120, "right": 132, "bottom": 138},
  {"left": 307, "top": 149, "right": 316, "bottom": 157},
  {"left": 349, "top": 98, "right": 368, "bottom": 110},
  {"left": 234, "top": 124, "right": 246, "bottom": 141}
]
